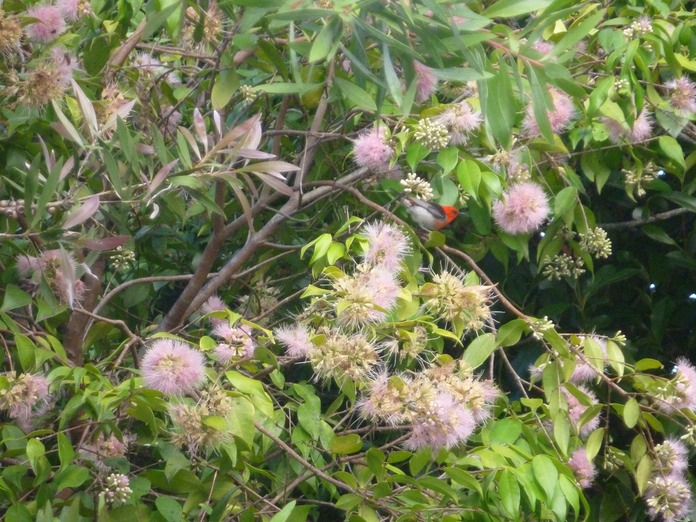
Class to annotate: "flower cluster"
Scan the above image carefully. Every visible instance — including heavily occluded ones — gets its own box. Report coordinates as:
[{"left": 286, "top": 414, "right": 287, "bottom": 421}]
[
  {"left": 562, "top": 384, "right": 600, "bottom": 438},
  {"left": 359, "top": 361, "right": 498, "bottom": 450},
  {"left": 352, "top": 127, "right": 394, "bottom": 172},
  {"left": 567, "top": 448, "right": 596, "bottom": 489},
  {"left": 666, "top": 77, "right": 696, "bottom": 115},
  {"left": 492, "top": 182, "right": 550, "bottom": 235},
  {"left": 169, "top": 386, "right": 234, "bottom": 454},
  {"left": 580, "top": 228, "right": 612, "bottom": 259},
  {"left": 522, "top": 88, "right": 575, "bottom": 137},
  {"left": 101, "top": 473, "right": 132, "bottom": 507},
  {"left": 141, "top": 339, "right": 206, "bottom": 396},
  {"left": 655, "top": 358, "right": 696, "bottom": 413},
  {"left": 0, "top": 373, "right": 51, "bottom": 430},
  {"left": 644, "top": 438, "right": 692, "bottom": 522},
  {"left": 212, "top": 322, "right": 255, "bottom": 363},
  {"left": 542, "top": 253, "right": 586, "bottom": 280},
  {"left": 413, "top": 118, "right": 450, "bottom": 150},
  {"left": 604, "top": 111, "right": 654, "bottom": 145},
  {"left": 421, "top": 271, "right": 494, "bottom": 334},
  {"left": 400, "top": 172, "right": 434, "bottom": 201},
  {"left": 0, "top": 8, "right": 21, "bottom": 56},
  {"left": 183, "top": 2, "right": 223, "bottom": 51},
  {"left": 17, "top": 249, "right": 86, "bottom": 307},
  {"left": 434, "top": 101, "right": 482, "bottom": 145},
  {"left": 413, "top": 60, "right": 438, "bottom": 103},
  {"left": 109, "top": 246, "right": 136, "bottom": 270},
  {"left": 308, "top": 330, "right": 381, "bottom": 382}
]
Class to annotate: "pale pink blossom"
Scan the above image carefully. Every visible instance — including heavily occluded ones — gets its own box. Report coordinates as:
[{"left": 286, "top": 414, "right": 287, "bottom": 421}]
[
  {"left": 200, "top": 295, "right": 226, "bottom": 327},
  {"left": 212, "top": 323, "right": 254, "bottom": 363},
  {"left": 492, "top": 182, "right": 550, "bottom": 235},
  {"left": 362, "top": 221, "right": 410, "bottom": 272},
  {"left": 563, "top": 384, "right": 600, "bottom": 438},
  {"left": 531, "top": 40, "right": 555, "bottom": 55},
  {"left": 16, "top": 254, "right": 39, "bottom": 276},
  {"left": 413, "top": 60, "right": 438, "bottom": 103},
  {"left": 25, "top": 4, "right": 66, "bottom": 44},
  {"left": 405, "top": 391, "right": 476, "bottom": 450},
  {"left": 644, "top": 474, "right": 692, "bottom": 522},
  {"left": 522, "top": 88, "right": 575, "bottom": 137},
  {"left": 275, "top": 324, "right": 314, "bottom": 358},
  {"left": 568, "top": 448, "right": 596, "bottom": 489},
  {"left": 571, "top": 337, "right": 607, "bottom": 384},
  {"left": 666, "top": 77, "right": 696, "bottom": 115},
  {"left": 141, "top": 339, "right": 206, "bottom": 395},
  {"left": 604, "top": 110, "right": 654, "bottom": 144},
  {"left": 352, "top": 127, "right": 394, "bottom": 172},
  {"left": 0, "top": 373, "right": 50, "bottom": 427},
  {"left": 654, "top": 438, "right": 689, "bottom": 478},
  {"left": 56, "top": 0, "right": 90, "bottom": 21},
  {"left": 365, "top": 267, "right": 401, "bottom": 312},
  {"left": 51, "top": 47, "right": 77, "bottom": 87},
  {"left": 660, "top": 357, "right": 696, "bottom": 413},
  {"left": 435, "top": 101, "right": 482, "bottom": 145}
]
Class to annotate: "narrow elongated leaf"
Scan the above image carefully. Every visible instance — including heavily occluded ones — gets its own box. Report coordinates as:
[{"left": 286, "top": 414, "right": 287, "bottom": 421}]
[{"left": 63, "top": 195, "right": 100, "bottom": 229}]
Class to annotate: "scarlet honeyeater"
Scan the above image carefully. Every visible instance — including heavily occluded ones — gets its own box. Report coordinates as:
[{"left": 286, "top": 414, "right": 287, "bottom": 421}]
[{"left": 403, "top": 197, "right": 459, "bottom": 230}]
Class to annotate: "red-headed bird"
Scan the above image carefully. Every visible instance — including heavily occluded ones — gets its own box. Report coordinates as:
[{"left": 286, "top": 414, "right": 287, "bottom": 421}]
[{"left": 403, "top": 197, "right": 459, "bottom": 231}]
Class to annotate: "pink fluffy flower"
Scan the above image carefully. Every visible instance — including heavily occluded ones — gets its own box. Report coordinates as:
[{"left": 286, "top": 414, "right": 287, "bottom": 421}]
[
  {"left": 16, "top": 254, "right": 39, "bottom": 276},
  {"left": 365, "top": 267, "right": 401, "bottom": 312},
  {"left": 405, "top": 391, "right": 476, "bottom": 450},
  {"left": 352, "top": 127, "right": 394, "bottom": 172},
  {"left": 0, "top": 373, "right": 50, "bottom": 426},
  {"left": 56, "top": 0, "right": 90, "bottom": 21},
  {"left": 51, "top": 47, "right": 77, "bottom": 87},
  {"left": 522, "top": 88, "right": 575, "bottom": 137},
  {"left": 275, "top": 324, "right": 314, "bottom": 358},
  {"left": 141, "top": 339, "right": 206, "bottom": 396},
  {"left": 531, "top": 40, "right": 555, "bottom": 55},
  {"left": 492, "top": 182, "right": 550, "bottom": 235},
  {"left": 435, "top": 101, "right": 482, "bottom": 145},
  {"left": 362, "top": 221, "right": 410, "bottom": 273},
  {"left": 571, "top": 337, "right": 607, "bottom": 384},
  {"left": 563, "top": 384, "right": 600, "bottom": 438},
  {"left": 25, "top": 4, "right": 66, "bottom": 44},
  {"left": 413, "top": 60, "right": 438, "bottom": 103},
  {"left": 568, "top": 448, "right": 596, "bottom": 489},
  {"left": 654, "top": 438, "right": 689, "bottom": 478},
  {"left": 666, "top": 77, "right": 696, "bottom": 115},
  {"left": 212, "top": 323, "right": 254, "bottom": 363},
  {"left": 604, "top": 110, "right": 654, "bottom": 144},
  {"left": 644, "top": 475, "right": 692, "bottom": 522}
]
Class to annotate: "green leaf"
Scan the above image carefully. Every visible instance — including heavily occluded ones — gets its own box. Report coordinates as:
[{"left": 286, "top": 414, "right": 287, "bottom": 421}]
[
  {"left": 155, "top": 496, "right": 183, "bottom": 522},
  {"left": 642, "top": 224, "right": 678, "bottom": 246},
  {"left": 605, "top": 340, "right": 625, "bottom": 378},
  {"left": 461, "top": 333, "right": 496, "bottom": 369},
  {"left": 634, "top": 358, "right": 663, "bottom": 371},
  {"left": 496, "top": 319, "right": 526, "bottom": 347},
  {"left": 256, "top": 83, "right": 323, "bottom": 95},
  {"left": 57, "top": 433, "right": 74, "bottom": 468},
  {"left": 623, "top": 398, "right": 641, "bottom": 429},
  {"left": 658, "top": 136, "right": 686, "bottom": 176},
  {"left": 527, "top": 66, "right": 553, "bottom": 142},
  {"left": 331, "top": 434, "right": 363, "bottom": 455},
  {"left": 436, "top": 147, "right": 459, "bottom": 175},
  {"left": 532, "top": 454, "right": 559, "bottom": 501},
  {"left": 1, "top": 285, "right": 32, "bottom": 312},
  {"left": 269, "top": 501, "right": 299, "bottom": 522},
  {"left": 585, "top": 428, "right": 604, "bottom": 460},
  {"left": 484, "top": 0, "right": 553, "bottom": 18},
  {"left": 55, "top": 465, "right": 90, "bottom": 492},
  {"left": 309, "top": 17, "right": 342, "bottom": 63},
  {"left": 15, "top": 333, "right": 36, "bottom": 372},
  {"left": 635, "top": 454, "right": 653, "bottom": 495},
  {"left": 26, "top": 438, "right": 45, "bottom": 474},
  {"left": 554, "top": 186, "right": 577, "bottom": 222},
  {"left": 498, "top": 470, "right": 521, "bottom": 518},
  {"left": 488, "top": 418, "right": 522, "bottom": 445},
  {"left": 212, "top": 68, "right": 239, "bottom": 110},
  {"left": 334, "top": 77, "right": 377, "bottom": 112}
]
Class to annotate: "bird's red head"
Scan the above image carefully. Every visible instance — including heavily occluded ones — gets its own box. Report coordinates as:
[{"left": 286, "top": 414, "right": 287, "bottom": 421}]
[{"left": 435, "top": 206, "right": 459, "bottom": 229}]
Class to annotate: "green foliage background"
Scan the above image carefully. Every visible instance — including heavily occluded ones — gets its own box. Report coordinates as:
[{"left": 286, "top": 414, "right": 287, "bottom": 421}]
[{"left": 1, "top": 0, "right": 696, "bottom": 520}]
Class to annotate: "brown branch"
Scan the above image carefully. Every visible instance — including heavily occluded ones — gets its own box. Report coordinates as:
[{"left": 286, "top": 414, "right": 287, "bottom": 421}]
[{"left": 601, "top": 207, "right": 692, "bottom": 230}]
